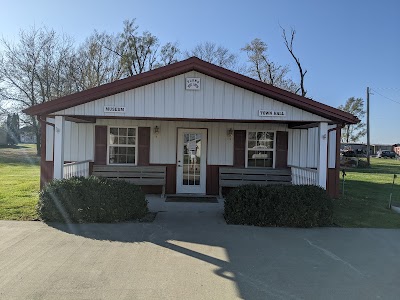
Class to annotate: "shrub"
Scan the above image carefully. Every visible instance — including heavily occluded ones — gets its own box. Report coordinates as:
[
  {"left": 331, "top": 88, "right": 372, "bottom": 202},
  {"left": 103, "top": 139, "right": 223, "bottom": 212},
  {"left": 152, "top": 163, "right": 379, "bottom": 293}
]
[
  {"left": 38, "top": 176, "right": 148, "bottom": 223},
  {"left": 357, "top": 159, "right": 369, "bottom": 168},
  {"left": 224, "top": 184, "right": 333, "bottom": 227}
]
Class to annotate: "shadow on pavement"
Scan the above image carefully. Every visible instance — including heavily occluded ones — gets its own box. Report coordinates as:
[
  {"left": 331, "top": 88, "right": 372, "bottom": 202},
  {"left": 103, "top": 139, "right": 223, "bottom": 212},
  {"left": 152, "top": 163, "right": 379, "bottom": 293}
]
[
  {"left": 44, "top": 212, "right": 400, "bottom": 300},
  {"left": 47, "top": 217, "right": 306, "bottom": 299}
]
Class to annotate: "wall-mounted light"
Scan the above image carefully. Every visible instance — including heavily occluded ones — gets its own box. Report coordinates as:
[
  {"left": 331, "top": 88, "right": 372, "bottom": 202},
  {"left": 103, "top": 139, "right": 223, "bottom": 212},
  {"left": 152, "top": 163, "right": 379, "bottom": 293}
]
[
  {"left": 322, "top": 133, "right": 327, "bottom": 140},
  {"left": 227, "top": 128, "right": 233, "bottom": 138},
  {"left": 154, "top": 126, "right": 160, "bottom": 135}
]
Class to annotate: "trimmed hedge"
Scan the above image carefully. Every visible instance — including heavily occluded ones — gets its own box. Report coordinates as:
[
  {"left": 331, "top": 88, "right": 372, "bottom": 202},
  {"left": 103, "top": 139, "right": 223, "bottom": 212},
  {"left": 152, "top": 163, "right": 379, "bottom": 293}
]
[
  {"left": 38, "top": 176, "right": 148, "bottom": 223},
  {"left": 224, "top": 184, "right": 333, "bottom": 227}
]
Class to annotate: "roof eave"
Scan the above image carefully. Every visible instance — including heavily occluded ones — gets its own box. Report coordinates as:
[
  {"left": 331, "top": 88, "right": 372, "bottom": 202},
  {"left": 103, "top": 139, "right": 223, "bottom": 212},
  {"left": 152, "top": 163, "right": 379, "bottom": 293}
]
[{"left": 22, "top": 57, "right": 359, "bottom": 125}]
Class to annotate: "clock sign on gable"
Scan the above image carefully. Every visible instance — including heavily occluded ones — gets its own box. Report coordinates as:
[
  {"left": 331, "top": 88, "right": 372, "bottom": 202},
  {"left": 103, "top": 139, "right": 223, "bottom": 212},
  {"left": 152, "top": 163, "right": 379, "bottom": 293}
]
[{"left": 185, "top": 77, "right": 200, "bottom": 90}]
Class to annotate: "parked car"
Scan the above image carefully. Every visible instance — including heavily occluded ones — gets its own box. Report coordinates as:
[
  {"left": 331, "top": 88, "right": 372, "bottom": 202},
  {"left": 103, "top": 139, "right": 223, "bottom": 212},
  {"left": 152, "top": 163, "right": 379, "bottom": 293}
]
[
  {"left": 377, "top": 150, "right": 396, "bottom": 158},
  {"left": 341, "top": 150, "right": 357, "bottom": 157},
  {"left": 340, "top": 150, "right": 359, "bottom": 167}
]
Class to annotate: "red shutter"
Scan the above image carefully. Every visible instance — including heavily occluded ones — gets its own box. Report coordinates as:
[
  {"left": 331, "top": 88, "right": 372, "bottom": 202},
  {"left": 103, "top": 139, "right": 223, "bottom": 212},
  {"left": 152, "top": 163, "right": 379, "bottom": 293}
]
[
  {"left": 275, "top": 131, "right": 288, "bottom": 168},
  {"left": 94, "top": 126, "right": 107, "bottom": 165},
  {"left": 233, "top": 130, "right": 246, "bottom": 167},
  {"left": 137, "top": 127, "right": 150, "bottom": 166}
]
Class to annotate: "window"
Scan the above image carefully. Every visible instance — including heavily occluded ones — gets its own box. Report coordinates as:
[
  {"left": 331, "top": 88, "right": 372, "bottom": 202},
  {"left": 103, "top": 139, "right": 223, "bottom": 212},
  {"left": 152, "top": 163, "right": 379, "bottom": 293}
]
[
  {"left": 108, "top": 127, "right": 137, "bottom": 164},
  {"left": 247, "top": 131, "right": 274, "bottom": 167}
]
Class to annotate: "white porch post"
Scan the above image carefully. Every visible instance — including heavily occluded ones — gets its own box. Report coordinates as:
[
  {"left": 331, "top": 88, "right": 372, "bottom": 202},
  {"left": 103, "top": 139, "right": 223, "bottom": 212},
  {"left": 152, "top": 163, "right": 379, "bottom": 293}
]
[
  {"left": 53, "top": 116, "right": 65, "bottom": 179},
  {"left": 317, "top": 122, "right": 328, "bottom": 189}
]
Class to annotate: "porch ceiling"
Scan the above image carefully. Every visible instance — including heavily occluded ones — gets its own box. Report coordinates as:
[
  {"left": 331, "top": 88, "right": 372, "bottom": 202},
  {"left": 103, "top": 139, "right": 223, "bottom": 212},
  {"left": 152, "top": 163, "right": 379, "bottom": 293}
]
[
  {"left": 288, "top": 122, "right": 325, "bottom": 129},
  {"left": 65, "top": 116, "right": 96, "bottom": 123},
  {"left": 59, "top": 115, "right": 338, "bottom": 125}
]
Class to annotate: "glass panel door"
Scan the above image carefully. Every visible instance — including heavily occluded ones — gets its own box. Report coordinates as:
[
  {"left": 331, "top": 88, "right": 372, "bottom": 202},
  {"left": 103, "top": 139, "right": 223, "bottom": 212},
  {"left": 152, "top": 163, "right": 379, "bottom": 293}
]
[
  {"left": 176, "top": 129, "right": 207, "bottom": 194},
  {"left": 183, "top": 133, "right": 201, "bottom": 186}
]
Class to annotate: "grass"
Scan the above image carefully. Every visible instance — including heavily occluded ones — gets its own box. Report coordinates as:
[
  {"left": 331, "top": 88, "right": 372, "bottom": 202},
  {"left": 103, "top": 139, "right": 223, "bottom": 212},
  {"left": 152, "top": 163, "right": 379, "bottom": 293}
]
[
  {"left": 333, "top": 157, "right": 400, "bottom": 228},
  {"left": 0, "top": 144, "right": 40, "bottom": 220},
  {"left": 0, "top": 145, "right": 399, "bottom": 227}
]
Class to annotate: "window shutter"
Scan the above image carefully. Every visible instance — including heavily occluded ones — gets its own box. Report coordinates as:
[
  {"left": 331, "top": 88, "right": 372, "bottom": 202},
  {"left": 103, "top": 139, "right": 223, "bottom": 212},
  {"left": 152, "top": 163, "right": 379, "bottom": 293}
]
[
  {"left": 137, "top": 127, "right": 150, "bottom": 166},
  {"left": 94, "top": 125, "right": 107, "bottom": 165},
  {"left": 233, "top": 130, "right": 246, "bottom": 167},
  {"left": 275, "top": 131, "right": 288, "bottom": 168}
]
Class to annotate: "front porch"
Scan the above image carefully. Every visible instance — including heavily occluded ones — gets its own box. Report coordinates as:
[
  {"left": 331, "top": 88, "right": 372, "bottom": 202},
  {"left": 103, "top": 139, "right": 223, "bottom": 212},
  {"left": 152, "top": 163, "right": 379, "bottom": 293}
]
[
  {"left": 60, "top": 160, "right": 324, "bottom": 197},
  {"left": 43, "top": 115, "right": 341, "bottom": 197}
]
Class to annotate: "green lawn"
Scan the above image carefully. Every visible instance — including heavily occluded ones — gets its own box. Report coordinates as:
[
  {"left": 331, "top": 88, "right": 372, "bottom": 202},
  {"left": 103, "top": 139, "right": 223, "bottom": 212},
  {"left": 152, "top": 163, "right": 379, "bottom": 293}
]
[
  {"left": 0, "top": 145, "right": 400, "bottom": 227},
  {"left": 333, "top": 157, "right": 400, "bottom": 228},
  {"left": 0, "top": 144, "right": 40, "bottom": 220}
]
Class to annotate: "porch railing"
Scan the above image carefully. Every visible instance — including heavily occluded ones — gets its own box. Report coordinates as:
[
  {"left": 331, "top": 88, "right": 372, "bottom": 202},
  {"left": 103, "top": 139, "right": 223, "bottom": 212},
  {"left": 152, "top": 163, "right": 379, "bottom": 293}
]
[
  {"left": 290, "top": 165, "right": 318, "bottom": 185},
  {"left": 63, "top": 160, "right": 91, "bottom": 179}
]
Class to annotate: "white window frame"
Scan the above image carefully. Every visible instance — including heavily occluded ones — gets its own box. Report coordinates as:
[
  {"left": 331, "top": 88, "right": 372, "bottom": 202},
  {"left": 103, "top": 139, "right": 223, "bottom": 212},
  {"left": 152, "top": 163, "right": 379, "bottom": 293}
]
[
  {"left": 245, "top": 130, "right": 276, "bottom": 168},
  {"left": 107, "top": 126, "right": 138, "bottom": 165}
]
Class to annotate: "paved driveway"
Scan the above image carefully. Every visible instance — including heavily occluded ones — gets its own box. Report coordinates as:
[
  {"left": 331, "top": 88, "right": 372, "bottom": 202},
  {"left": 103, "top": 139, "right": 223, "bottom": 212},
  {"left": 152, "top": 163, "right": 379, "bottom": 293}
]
[{"left": 1, "top": 202, "right": 400, "bottom": 299}]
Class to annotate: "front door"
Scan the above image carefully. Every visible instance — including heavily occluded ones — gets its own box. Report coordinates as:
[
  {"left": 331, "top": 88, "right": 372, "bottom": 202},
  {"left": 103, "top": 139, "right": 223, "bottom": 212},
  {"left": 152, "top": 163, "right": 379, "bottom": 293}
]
[{"left": 176, "top": 128, "right": 207, "bottom": 194}]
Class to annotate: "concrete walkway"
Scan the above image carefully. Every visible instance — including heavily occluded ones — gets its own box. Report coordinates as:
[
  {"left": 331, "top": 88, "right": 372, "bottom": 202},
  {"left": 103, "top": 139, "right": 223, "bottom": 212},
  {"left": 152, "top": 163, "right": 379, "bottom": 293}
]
[
  {"left": 1, "top": 198, "right": 400, "bottom": 299},
  {"left": 147, "top": 194, "right": 225, "bottom": 226}
]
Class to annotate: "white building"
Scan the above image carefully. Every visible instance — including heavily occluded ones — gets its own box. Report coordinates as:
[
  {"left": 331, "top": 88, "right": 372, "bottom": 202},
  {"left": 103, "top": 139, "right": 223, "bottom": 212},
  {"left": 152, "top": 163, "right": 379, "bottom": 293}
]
[{"left": 24, "top": 57, "right": 358, "bottom": 198}]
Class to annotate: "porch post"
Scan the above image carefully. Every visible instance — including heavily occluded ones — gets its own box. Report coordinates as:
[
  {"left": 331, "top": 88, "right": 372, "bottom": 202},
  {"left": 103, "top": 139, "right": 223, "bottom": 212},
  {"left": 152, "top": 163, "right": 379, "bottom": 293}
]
[
  {"left": 317, "top": 122, "right": 328, "bottom": 189},
  {"left": 53, "top": 116, "right": 65, "bottom": 179}
]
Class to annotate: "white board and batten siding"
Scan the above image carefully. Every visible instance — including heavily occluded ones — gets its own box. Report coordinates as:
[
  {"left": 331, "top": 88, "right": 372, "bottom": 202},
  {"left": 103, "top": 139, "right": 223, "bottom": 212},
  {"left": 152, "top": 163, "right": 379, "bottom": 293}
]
[
  {"left": 47, "top": 71, "right": 335, "bottom": 166},
  {"left": 53, "top": 71, "right": 330, "bottom": 123},
  {"left": 45, "top": 118, "right": 288, "bottom": 165},
  {"left": 46, "top": 118, "right": 94, "bottom": 162},
  {"left": 328, "top": 126, "right": 337, "bottom": 168},
  {"left": 287, "top": 125, "right": 337, "bottom": 169}
]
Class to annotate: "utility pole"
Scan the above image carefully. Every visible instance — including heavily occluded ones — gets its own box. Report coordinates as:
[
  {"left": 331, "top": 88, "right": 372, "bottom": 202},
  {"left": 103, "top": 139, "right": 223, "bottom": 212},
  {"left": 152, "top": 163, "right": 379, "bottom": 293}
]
[{"left": 367, "top": 87, "right": 370, "bottom": 166}]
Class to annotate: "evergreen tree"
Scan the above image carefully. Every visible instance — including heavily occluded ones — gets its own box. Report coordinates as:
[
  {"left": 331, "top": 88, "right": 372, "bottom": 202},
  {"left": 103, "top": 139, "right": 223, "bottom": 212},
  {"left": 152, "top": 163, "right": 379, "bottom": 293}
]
[{"left": 6, "top": 113, "right": 19, "bottom": 145}]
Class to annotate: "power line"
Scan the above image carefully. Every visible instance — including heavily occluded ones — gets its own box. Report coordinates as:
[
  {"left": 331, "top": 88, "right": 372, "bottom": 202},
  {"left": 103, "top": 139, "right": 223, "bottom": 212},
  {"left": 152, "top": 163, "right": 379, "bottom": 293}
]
[
  {"left": 372, "top": 87, "right": 400, "bottom": 92},
  {"left": 370, "top": 88, "right": 400, "bottom": 105}
]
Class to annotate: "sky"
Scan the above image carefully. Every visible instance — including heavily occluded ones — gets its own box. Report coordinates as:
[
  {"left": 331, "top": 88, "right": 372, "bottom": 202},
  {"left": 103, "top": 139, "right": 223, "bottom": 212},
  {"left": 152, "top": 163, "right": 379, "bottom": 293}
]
[{"left": 1, "top": 0, "right": 399, "bottom": 144}]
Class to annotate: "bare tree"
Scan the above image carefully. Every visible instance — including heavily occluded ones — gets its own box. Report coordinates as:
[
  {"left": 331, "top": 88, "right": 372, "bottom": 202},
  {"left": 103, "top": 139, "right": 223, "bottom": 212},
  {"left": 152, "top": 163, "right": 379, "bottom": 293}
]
[
  {"left": 0, "top": 103, "right": 6, "bottom": 117},
  {"left": 0, "top": 102, "right": 8, "bottom": 123},
  {"left": 0, "top": 27, "right": 75, "bottom": 154},
  {"left": 158, "top": 42, "right": 180, "bottom": 66},
  {"left": 338, "top": 97, "right": 366, "bottom": 143},
  {"left": 116, "top": 19, "right": 180, "bottom": 76},
  {"left": 117, "top": 19, "right": 158, "bottom": 76},
  {"left": 185, "top": 42, "right": 237, "bottom": 70},
  {"left": 72, "top": 31, "right": 123, "bottom": 90},
  {"left": 242, "top": 38, "right": 298, "bottom": 93},
  {"left": 281, "top": 26, "right": 307, "bottom": 96},
  {"left": 0, "top": 73, "right": 8, "bottom": 121}
]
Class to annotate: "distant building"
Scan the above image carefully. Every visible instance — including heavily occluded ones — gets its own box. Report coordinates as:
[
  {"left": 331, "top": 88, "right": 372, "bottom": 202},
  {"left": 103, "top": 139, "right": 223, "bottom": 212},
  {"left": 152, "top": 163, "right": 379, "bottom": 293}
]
[
  {"left": 393, "top": 144, "right": 400, "bottom": 156},
  {"left": 371, "top": 144, "right": 393, "bottom": 155},
  {"left": 340, "top": 143, "right": 370, "bottom": 155},
  {"left": 19, "top": 126, "right": 37, "bottom": 144},
  {"left": 341, "top": 143, "right": 395, "bottom": 155}
]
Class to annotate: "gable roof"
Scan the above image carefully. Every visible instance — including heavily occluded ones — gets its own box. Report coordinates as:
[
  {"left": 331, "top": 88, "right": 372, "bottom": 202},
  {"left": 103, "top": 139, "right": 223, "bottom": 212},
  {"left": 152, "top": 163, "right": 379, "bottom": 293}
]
[{"left": 23, "top": 57, "right": 359, "bottom": 124}]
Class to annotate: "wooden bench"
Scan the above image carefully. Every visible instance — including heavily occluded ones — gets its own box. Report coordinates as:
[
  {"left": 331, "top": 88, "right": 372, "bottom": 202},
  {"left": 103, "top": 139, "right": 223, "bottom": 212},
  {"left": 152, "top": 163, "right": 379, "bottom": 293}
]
[
  {"left": 219, "top": 167, "right": 292, "bottom": 198},
  {"left": 92, "top": 165, "right": 166, "bottom": 198}
]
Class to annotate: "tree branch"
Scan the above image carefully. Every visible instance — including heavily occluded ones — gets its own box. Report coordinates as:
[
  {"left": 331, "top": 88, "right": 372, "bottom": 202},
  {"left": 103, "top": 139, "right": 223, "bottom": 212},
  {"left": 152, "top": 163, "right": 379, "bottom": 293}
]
[{"left": 281, "top": 26, "right": 307, "bottom": 96}]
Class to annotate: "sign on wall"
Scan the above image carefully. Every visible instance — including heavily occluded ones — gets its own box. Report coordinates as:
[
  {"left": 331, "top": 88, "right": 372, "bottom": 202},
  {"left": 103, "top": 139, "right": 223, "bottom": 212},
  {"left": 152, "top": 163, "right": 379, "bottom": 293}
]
[
  {"left": 185, "top": 78, "right": 201, "bottom": 90},
  {"left": 258, "top": 110, "right": 286, "bottom": 117},
  {"left": 104, "top": 106, "right": 126, "bottom": 113}
]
